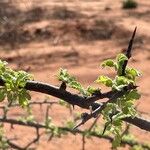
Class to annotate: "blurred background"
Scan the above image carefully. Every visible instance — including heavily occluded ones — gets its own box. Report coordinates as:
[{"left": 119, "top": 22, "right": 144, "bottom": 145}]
[{"left": 0, "top": 0, "right": 150, "bottom": 149}]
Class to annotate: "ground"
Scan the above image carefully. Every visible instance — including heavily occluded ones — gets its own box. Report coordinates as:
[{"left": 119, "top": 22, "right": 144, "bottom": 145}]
[{"left": 0, "top": 0, "right": 150, "bottom": 149}]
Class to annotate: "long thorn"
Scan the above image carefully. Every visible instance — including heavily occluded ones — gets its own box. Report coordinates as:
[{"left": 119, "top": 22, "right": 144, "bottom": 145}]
[{"left": 126, "top": 26, "right": 137, "bottom": 58}]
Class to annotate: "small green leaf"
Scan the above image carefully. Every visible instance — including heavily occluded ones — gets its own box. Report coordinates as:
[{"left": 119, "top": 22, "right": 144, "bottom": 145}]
[
  {"left": 96, "top": 75, "right": 113, "bottom": 87},
  {"left": 58, "top": 68, "right": 72, "bottom": 83},
  {"left": 116, "top": 54, "right": 128, "bottom": 75},
  {"left": 112, "top": 134, "right": 122, "bottom": 148},
  {"left": 86, "top": 86, "right": 100, "bottom": 96},
  {"left": 59, "top": 99, "right": 68, "bottom": 107},
  {"left": 65, "top": 120, "right": 75, "bottom": 129},
  {"left": 18, "top": 94, "right": 28, "bottom": 107},
  {"left": 112, "top": 76, "right": 134, "bottom": 91},
  {"left": 102, "top": 59, "right": 115, "bottom": 68},
  {"left": 116, "top": 53, "right": 128, "bottom": 63},
  {"left": 68, "top": 81, "right": 82, "bottom": 90},
  {"left": 126, "top": 90, "right": 141, "bottom": 100},
  {"left": 0, "top": 89, "right": 6, "bottom": 102},
  {"left": 131, "top": 145, "right": 145, "bottom": 150},
  {"left": 126, "top": 68, "right": 141, "bottom": 80}
]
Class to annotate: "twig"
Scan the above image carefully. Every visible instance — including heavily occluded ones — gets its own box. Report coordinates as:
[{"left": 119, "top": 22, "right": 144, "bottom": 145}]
[
  {"left": 0, "top": 84, "right": 149, "bottom": 131},
  {"left": 88, "top": 114, "right": 101, "bottom": 131},
  {"left": 24, "top": 127, "right": 41, "bottom": 149},
  {"left": 82, "top": 134, "right": 86, "bottom": 150},
  {"left": 0, "top": 100, "right": 58, "bottom": 109},
  {"left": 7, "top": 140, "right": 24, "bottom": 150}
]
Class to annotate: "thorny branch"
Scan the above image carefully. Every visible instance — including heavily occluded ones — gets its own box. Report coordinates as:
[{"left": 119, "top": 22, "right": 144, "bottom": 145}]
[
  {"left": 0, "top": 56, "right": 149, "bottom": 131},
  {"left": 0, "top": 27, "right": 150, "bottom": 149},
  {"left": 73, "top": 85, "right": 137, "bottom": 129},
  {"left": 72, "top": 27, "right": 150, "bottom": 131},
  {"left": 0, "top": 117, "right": 150, "bottom": 150}
]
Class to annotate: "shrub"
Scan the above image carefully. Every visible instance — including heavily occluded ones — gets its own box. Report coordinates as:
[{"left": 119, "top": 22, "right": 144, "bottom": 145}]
[{"left": 122, "top": 0, "right": 138, "bottom": 9}]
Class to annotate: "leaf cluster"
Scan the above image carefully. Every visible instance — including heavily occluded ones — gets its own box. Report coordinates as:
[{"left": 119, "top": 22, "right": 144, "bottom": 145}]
[
  {"left": 0, "top": 60, "right": 33, "bottom": 107},
  {"left": 96, "top": 54, "right": 141, "bottom": 147},
  {"left": 58, "top": 54, "right": 141, "bottom": 148},
  {"left": 58, "top": 68, "right": 100, "bottom": 97}
]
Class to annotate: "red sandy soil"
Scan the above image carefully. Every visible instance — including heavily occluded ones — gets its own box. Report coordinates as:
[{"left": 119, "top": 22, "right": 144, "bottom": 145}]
[{"left": 0, "top": 0, "right": 150, "bottom": 149}]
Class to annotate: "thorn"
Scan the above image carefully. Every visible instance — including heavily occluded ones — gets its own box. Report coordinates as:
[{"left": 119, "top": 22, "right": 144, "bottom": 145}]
[
  {"left": 73, "top": 113, "right": 89, "bottom": 130},
  {"left": 89, "top": 106, "right": 92, "bottom": 115},
  {"left": 73, "top": 121, "right": 83, "bottom": 130},
  {"left": 60, "top": 82, "right": 67, "bottom": 90},
  {"left": 126, "top": 26, "right": 137, "bottom": 58},
  {"left": 10, "top": 124, "right": 14, "bottom": 130},
  {"left": 132, "top": 27, "right": 137, "bottom": 41},
  {"left": 81, "top": 112, "right": 89, "bottom": 120},
  {"left": 102, "top": 122, "right": 110, "bottom": 135}
]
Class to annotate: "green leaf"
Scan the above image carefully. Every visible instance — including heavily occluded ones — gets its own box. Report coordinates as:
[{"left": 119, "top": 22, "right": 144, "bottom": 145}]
[
  {"left": 112, "top": 84, "right": 126, "bottom": 91},
  {"left": 68, "top": 81, "right": 82, "bottom": 91},
  {"left": 59, "top": 99, "right": 68, "bottom": 107},
  {"left": 112, "top": 134, "right": 122, "bottom": 148},
  {"left": 16, "top": 71, "right": 33, "bottom": 87},
  {"left": 58, "top": 68, "right": 88, "bottom": 96},
  {"left": 96, "top": 75, "right": 113, "bottom": 87},
  {"left": 131, "top": 145, "right": 145, "bottom": 150},
  {"left": 65, "top": 120, "right": 75, "bottom": 129},
  {"left": 112, "top": 76, "right": 134, "bottom": 91},
  {"left": 115, "top": 76, "right": 131, "bottom": 85},
  {"left": 86, "top": 86, "right": 100, "bottom": 96},
  {"left": 18, "top": 93, "right": 28, "bottom": 107},
  {"left": 116, "top": 54, "right": 128, "bottom": 75},
  {"left": 126, "top": 90, "right": 141, "bottom": 100},
  {"left": 113, "top": 112, "right": 128, "bottom": 121},
  {"left": 126, "top": 68, "right": 141, "bottom": 80},
  {"left": 102, "top": 59, "right": 115, "bottom": 68},
  {"left": 128, "top": 107, "right": 137, "bottom": 118},
  {"left": 0, "top": 89, "right": 6, "bottom": 102},
  {"left": 26, "top": 115, "right": 35, "bottom": 123},
  {"left": 116, "top": 53, "right": 128, "bottom": 63},
  {"left": 58, "top": 68, "right": 73, "bottom": 83},
  {"left": 7, "top": 91, "right": 17, "bottom": 102},
  {"left": 0, "top": 60, "right": 33, "bottom": 106},
  {"left": 113, "top": 119, "right": 122, "bottom": 127},
  {"left": 0, "top": 60, "right": 7, "bottom": 75}
]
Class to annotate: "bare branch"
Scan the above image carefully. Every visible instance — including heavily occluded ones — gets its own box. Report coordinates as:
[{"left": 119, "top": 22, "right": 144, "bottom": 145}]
[
  {"left": 82, "top": 134, "right": 86, "bottom": 150},
  {"left": 1, "top": 117, "right": 150, "bottom": 150},
  {"left": 88, "top": 114, "right": 101, "bottom": 131},
  {"left": 7, "top": 140, "right": 24, "bottom": 150},
  {"left": 24, "top": 127, "right": 41, "bottom": 149}
]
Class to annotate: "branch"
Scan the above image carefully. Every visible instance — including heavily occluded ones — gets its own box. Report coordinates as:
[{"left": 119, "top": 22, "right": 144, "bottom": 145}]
[
  {"left": 0, "top": 100, "right": 58, "bottom": 109},
  {"left": 1, "top": 117, "right": 150, "bottom": 150},
  {"left": 7, "top": 140, "right": 24, "bottom": 150},
  {"left": 0, "top": 79, "right": 136, "bottom": 109},
  {"left": 0, "top": 79, "right": 150, "bottom": 131},
  {"left": 73, "top": 85, "right": 137, "bottom": 129},
  {"left": 124, "top": 116, "right": 150, "bottom": 131},
  {"left": 0, "top": 27, "right": 149, "bottom": 132}
]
